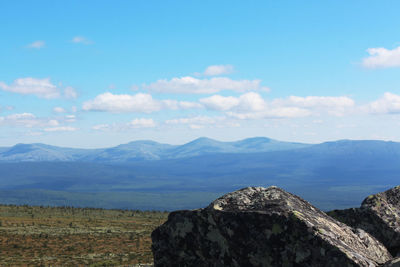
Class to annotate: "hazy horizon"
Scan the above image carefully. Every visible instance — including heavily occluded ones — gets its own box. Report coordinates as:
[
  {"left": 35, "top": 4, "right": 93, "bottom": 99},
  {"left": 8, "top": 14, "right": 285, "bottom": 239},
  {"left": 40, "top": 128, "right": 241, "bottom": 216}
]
[{"left": 2, "top": 135, "right": 399, "bottom": 150}]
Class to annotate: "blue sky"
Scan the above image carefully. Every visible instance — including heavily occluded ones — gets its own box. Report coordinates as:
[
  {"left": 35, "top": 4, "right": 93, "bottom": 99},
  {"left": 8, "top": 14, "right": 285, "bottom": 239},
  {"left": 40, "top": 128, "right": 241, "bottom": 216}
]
[{"left": 1, "top": 0, "right": 400, "bottom": 148}]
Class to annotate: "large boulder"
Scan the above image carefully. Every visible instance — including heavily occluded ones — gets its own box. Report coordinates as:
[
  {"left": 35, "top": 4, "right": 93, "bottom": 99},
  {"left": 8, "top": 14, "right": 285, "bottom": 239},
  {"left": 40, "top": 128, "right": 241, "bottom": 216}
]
[
  {"left": 385, "top": 257, "right": 400, "bottom": 267},
  {"left": 328, "top": 186, "right": 400, "bottom": 256},
  {"left": 152, "top": 186, "right": 391, "bottom": 266}
]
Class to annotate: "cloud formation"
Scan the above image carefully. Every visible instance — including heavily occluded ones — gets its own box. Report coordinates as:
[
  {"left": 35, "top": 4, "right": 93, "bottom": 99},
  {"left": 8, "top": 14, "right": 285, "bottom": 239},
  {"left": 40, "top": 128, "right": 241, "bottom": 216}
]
[
  {"left": 64, "top": 86, "right": 78, "bottom": 99},
  {"left": 274, "top": 96, "right": 355, "bottom": 108},
  {"left": 82, "top": 92, "right": 164, "bottom": 113},
  {"left": 165, "top": 116, "right": 224, "bottom": 129},
  {"left": 142, "top": 76, "right": 269, "bottom": 94},
  {"left": 200, "top": 92, "right": 266, "bottom": 112},
  {"left": 92, "top": 124, "right": 110, "bottom": 131},
  {"left": 82, "top": 90, "right": 357, "bottom": 120},
  {"left": 0, "top": 78, "right": 77, "bottom": 99},
  {"left": 203, "top": 65, "right": 234, "bottom": 76},
  {"left": 27, "top": 41, "right": 45, "bottom": 49},
  {"left": 53, "top": 107, "right": 66, "bottom": 113},
  {"left": 0, "top": 113, "right": 59, "bottom": 128},
  {"left": 71, "top": 36, "right": 92, "bottom": 44},
  {"left": 0, "top": 78, "right": 60, "bottom": 98},
  {"left": 365, "top": 92, "right": 400, "bottom": 114},
  {"left": 128, "top": 118, "right": 156, "bottom": 128},
  {"left": 92, "top": 118, "right": 156, "bottom": 132},
  {"left": 362, "top": 46, "right": 400, "bottom": 69},
  {"left": 82, "top": 92, "right": 200, "bottom": 113},
  {"left": 65, "top": 115, "right": 76, "bottom": 122},
  {"left": 201, "top": 93, "right": 354, "bottom": 119},
  {"left": 44, "top": 126, "right": 78, "bottom": 132},
  {"left": 272, "top": 95, "right": 355, "bottom": 116}
]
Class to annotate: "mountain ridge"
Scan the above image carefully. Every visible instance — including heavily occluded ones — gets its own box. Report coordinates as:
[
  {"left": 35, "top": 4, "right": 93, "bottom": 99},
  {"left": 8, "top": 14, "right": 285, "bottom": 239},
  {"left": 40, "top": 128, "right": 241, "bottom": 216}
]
[
  {"left": 0, "top": 138, "right": 400, "bottom": 210},
  {"left": 0, "top": 137, "right": 312, "bottom": 162}
]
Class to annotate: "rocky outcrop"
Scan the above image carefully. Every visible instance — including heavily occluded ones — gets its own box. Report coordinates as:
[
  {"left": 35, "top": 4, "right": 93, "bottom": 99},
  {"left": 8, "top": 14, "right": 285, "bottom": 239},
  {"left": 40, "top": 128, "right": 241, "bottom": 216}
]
[
  {"left": 152, "top": 186, "right": 391, "bottom": 266},
  {"left": 328, "top": 186, "right": 400, "bottom": 257},
  {"left": 384, "top": 257, "right": 400, "bottom": 266}
]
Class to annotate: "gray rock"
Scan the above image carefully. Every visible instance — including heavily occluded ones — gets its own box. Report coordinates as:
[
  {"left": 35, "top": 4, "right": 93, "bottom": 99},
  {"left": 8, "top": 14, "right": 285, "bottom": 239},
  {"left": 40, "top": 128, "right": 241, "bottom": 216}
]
[
  {"left": 328, "top": 186, "right": 400, "bottom": 256},
  {"left": 384, "top": 257, "right": 400, "bottom": 266},
  {"left": 152, "top": 186, "right": 391, "bottom": 266}
]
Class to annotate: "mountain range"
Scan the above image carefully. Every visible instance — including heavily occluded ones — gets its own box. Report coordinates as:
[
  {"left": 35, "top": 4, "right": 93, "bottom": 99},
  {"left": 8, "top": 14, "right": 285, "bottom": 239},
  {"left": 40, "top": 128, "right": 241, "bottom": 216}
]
[
  {"left": 0, "top": 137, "right": 399, "bottom": 211},
  {"left": 0, "top": 137, "right": 310, "bottom": 162}
]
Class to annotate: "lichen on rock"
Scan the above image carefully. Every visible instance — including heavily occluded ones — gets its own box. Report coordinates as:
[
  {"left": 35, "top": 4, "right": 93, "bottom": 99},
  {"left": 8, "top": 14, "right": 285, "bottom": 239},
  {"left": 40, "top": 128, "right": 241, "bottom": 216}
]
[
  {"left": 329, "top": 186, "right": 400, "bottom": 257},
  {"left": 152, "top": 186, "right": 391, "bottom": 266}
]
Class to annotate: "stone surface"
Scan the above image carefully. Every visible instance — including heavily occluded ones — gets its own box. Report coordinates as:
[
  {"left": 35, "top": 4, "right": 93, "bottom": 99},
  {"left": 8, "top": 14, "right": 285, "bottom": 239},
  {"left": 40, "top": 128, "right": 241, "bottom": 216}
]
[
  {"left": 152, "top": 186, "right": 391, "bottom": 267},
  {"left": 384, "top": 257, "right": 400, "bottom": 267},
  {"left": 328, "top": 186, "right": 400, "bottom": 256}
]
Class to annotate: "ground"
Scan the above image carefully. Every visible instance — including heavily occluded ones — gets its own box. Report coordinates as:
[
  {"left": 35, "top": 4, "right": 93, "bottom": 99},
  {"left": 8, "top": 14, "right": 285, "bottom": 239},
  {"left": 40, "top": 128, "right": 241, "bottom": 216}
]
[{"left": 0, "top": 204, "right": 167, "bottom": 266}]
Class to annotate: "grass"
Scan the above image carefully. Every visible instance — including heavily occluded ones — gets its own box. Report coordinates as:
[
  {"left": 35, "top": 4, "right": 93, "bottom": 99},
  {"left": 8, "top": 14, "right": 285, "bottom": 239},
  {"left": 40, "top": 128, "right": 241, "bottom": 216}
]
[{"left": 0, "top": 204, "right": 168, "bottom": 266}]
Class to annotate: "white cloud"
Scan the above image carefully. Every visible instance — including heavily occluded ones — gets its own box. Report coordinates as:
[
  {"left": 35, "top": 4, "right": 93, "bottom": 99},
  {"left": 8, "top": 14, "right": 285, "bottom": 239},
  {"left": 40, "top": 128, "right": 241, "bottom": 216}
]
[
  {"left": 64, "top": 86, "right": 78, "bottom": 99},
  {"left": 227, "top": 107, "right": 311, "bottom": 120},
  {"left": 44, "top": 126, "right": 78, "bottom": 132},
  {"left": 27, "top": 41, "right": 45, "bottom": 49},
  {"left": 165, "top": 115, "right": 240, "bottom": 129},
  {"left": 71, "top": 36, "right": 92, "bottom": 44},
  {"left": 178, "top": 101, "right": 203, "bottom": 109},
  {"left": 0, "top": 78, "right": 60, "bottom": 98},
  {"left": 6, "top": 113, "right": 36, "bottom": 120},
  {"left": 92, "top": 124, "right": 110, "bottom": 131},
  {"left": 128, "top": 118, "right": 156, "bottom": 128},
  {"left": 26, "top": 131, "right": 43, "bottom": 136},
  {"left": 236, "top": 92, "right": 267, "bottom": 112},
  {"left": 201, "top": 93, "right": 354, "bottom": 119},
  {"left": 0, "top": 113, "right": 60, "bottom": 128},
  {"left": 272, "top": 95, "right": 355, "bottom": 116},
  {"left": 362, "top": 46, "right": 400, "bottom": 69},
  {"left": 166, "top": 116, "right": 218, "bottom": 125},
  {"left": 204, "top": 65, "right": 234, "bottom": 76},
  {"left": 65, "top": 115, "right": 76, "bottom": 122},
  {"left": 85, "top": 92, "right": 348, "bottom": 122},
  {"left": 47, "top": 119, "right": 60, "bottom": 126},
  {"left": 365, "top": 92, "right": 400, "bottom": 114},
  {"left": 82, "top": 92, "right": 201, "bottom": 113},
  {"left": 200, "top": 92, "right": 266, "bottom": 112},
  {"left": 82, "top": 92, "right": 162, "bottom": 113},
  {"left": 165, "top": 116, "right": 222, "bottom": 129},
  {"left": 275, "top": 96, "right": 355, "bottom": 108},
  {"left": 53, "top": 107, "right": 66, "bottom": 113},
  {"left": 142, "top": 76, "right": 269, "bottom": 94},
  {"left": 200, "top": 95, "right": 240, "bottom": 111},
  {"left": 91, "top": 119, "right": 156, "bottom": 132},
  {"left": 0, "top": 77, "right": 77, "bottom": 99},
  {"left": 161, "top": 99, "right": 202, "bottom": 110}
]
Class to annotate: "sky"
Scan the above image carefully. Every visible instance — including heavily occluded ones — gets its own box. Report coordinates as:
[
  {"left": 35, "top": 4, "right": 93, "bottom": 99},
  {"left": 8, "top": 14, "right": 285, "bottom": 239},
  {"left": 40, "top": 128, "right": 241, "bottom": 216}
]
[{"left": 1, "top": 0, "right": 400, "bottom": 148}]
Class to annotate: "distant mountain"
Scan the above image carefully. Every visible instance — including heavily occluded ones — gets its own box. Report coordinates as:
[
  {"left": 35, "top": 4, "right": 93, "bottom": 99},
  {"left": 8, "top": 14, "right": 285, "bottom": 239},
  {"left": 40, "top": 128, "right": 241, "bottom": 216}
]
[
  {"left": 0, "top": 139, "right": 399, "bottom": 210},
  {"left": 83, "top": 140, "right": 176, "bottom": 162},
  {"left": 0, "top": 143, "right": 95, "bottom": 162},
  {"left": 167, "top": 137, "right": 310, "bottom": 158},
  {"left": 301, "top": 139, "right": 400, "bottom": 156},
  {"left": 232, "top": 137, "right": 309, "bottom": 152},
  {"left": 0, "top": 137, "right": 311, "bottom": 162}
]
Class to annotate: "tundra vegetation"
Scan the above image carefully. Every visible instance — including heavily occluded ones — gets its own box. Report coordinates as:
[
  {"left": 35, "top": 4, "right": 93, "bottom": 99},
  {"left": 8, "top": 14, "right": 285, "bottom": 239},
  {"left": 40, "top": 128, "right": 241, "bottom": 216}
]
[{"left": 0, "top": 204, "right": 167, "bottom": 266}]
